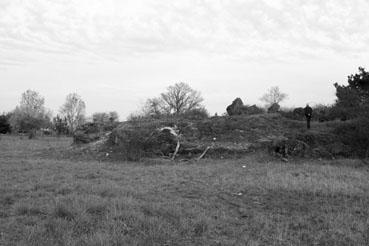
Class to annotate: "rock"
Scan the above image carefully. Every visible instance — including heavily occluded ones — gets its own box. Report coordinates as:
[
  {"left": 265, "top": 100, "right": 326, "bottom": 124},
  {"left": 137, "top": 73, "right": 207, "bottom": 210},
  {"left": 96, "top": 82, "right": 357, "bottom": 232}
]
[
  {"left": 226, "top": 98, "right": 264, "bottom": 116},
  {"left": 247, "top": 105, "right": 264, "bottom": 115},
  {"left": 268, "top": 103, "right": 280, "bottom": 113},
  {"left": 226, "top": 98, "right": 244, "bottom": 116},
  {"left": 293, "top": 107, "right": 305, "bottom": 120},
  {"left": 73, "top": 131, "right": 100, "bottom": 144}
]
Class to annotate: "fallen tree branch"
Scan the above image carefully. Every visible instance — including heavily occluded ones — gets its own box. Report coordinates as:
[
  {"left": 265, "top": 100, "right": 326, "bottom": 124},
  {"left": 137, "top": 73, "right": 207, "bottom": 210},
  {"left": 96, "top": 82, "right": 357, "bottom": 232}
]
[
  {"left": 172, "top": 140, "right": 180, "bottom": 160},
  {"left": 197, "top": 146, "right": 211, "bottom": 161}
]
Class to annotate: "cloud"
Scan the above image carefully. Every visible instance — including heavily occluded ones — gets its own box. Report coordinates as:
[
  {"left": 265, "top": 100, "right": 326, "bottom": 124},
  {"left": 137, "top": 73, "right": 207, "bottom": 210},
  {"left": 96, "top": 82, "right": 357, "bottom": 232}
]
[{"left": 1, "top": 0, "right": 369, "bottom": 66}]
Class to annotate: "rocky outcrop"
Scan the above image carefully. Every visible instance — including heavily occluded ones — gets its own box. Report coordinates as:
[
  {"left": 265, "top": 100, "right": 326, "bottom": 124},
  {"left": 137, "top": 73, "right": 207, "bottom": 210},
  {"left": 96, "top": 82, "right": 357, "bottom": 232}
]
[
  {"left": 226, "top": 98, "right": 263, "bottom": 116},
  {"left": 226, "top": 98, "right": 245, "bottom": 116},
  {"left": 268, "top": 103, "right": 280, "bottom": 113}
]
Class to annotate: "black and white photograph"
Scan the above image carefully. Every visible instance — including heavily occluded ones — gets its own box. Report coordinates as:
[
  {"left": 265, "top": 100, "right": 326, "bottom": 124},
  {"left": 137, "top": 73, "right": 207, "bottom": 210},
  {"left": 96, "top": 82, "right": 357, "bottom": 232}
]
[{"left": 1, "top": 0, "right": 369, "bottom": 245}]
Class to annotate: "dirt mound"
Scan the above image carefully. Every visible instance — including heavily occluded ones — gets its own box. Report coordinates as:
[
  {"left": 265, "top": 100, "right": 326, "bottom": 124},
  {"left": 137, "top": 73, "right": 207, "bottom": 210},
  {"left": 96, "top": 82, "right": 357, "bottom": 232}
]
[
  {"left": 104, "top": 114, "right": 303, "bottom": 160},
  {"left": 72, "top": 114, "right": 357, "bottom": 161}
]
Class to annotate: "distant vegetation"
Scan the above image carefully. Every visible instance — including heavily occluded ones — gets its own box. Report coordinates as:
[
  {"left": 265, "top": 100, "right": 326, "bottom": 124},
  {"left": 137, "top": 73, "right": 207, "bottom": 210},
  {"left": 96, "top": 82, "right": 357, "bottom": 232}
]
[
  {"left": 8, "top": 90, "right": 52, "bottom": 138},
  {"left": 1, "top": 67, "right": 368, "bottom": 158},
  {"left": 0, "top": 112, "right": 11, "bottom": 134}
]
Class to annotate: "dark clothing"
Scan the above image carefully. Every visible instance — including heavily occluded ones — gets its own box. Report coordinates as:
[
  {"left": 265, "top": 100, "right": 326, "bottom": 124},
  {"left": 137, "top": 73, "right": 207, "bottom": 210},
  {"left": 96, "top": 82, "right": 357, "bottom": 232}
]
[
  {"left": 306, "top": 117, "right": 311, "bottom": 129},
  {"left": 304, "top": 106, "right": 313, "bottom": 129}
]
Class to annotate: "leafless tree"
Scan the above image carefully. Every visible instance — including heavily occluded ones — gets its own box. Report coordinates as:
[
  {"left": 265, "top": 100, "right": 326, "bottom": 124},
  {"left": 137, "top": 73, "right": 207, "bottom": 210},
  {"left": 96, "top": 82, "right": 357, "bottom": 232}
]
[
  {"left": 142, "top": 97, "right": 166, "bottom": 116},
  {"left": 160, "top": 82, "right": 204, "bottom": 114},
  {"left": 260, "top": 86, "right": 288, "bottom": 106}
]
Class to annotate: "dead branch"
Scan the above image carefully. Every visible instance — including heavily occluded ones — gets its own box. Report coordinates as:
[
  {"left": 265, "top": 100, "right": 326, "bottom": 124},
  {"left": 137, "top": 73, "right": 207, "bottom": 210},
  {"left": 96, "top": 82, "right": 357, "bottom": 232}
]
[
  {"left": 197, "top": 146, "right": 211, "bottom": 161},
  {"left": 171, "top": 140, "right": 180, "bottom": 160}
]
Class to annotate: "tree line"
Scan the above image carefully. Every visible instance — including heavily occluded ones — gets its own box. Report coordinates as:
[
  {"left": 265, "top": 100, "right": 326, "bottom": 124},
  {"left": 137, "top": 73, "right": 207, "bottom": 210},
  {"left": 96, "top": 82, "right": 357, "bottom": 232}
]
[
  {"left": 1, "top": 66, "right": 368, "bottom": 137},
  {"left": 0, "top": 91, "right": 119, "bottom": 137}
]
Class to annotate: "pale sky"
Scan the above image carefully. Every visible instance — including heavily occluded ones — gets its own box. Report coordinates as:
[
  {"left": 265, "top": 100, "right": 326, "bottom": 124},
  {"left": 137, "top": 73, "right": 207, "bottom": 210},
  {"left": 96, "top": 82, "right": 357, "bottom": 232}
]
[{"left": 1, "top": 0, "right": 369, "bottom": 119}]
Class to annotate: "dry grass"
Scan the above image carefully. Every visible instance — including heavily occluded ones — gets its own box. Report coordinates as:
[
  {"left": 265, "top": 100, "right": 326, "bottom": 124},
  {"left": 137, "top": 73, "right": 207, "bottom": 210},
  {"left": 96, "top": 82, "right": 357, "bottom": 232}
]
[{"left": 0, "top": 135, "right": 369, "bottom": 245}]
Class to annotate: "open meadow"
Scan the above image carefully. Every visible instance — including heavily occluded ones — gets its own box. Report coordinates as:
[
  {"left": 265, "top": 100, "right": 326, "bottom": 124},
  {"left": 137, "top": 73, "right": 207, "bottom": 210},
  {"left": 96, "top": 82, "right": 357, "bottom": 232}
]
[{"left": 1, "top": 135, "right": 369, "bottom": 246}]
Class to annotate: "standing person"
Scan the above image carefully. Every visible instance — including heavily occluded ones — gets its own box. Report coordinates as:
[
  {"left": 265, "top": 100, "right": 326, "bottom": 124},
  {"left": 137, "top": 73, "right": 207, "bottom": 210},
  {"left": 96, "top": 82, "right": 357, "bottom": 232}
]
[{"left": 304, "top": 104, "right": 313, "bottom": 129}]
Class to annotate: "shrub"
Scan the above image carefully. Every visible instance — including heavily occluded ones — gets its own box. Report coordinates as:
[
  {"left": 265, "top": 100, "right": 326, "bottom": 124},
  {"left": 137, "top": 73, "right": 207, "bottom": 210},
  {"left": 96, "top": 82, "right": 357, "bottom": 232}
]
[
  {"left": 333, "top": 117, "right": 369, "bottom": 157},
  {"left": 312, "top": 104, "right": 347, "bottom": 122},
  {"left": 53, "top": 203, "right": 75, "bottom": 221},
  {"left": 73, "top": 122, "right": 101, "bottom": 144},
  {"left": 92, "top": 111, "right": 120, "bottom": 131},
  {"left": 109, "top": 121, "right": 181, "bottom": 161},
  {"left": 279, "top": 107, "right": 307, "bottom": 121},
  {"left": 109, "top": 124, "right": 154, "bottom": 161},
  {"left": 281, "top": 105, "right": 345, "bottom": 122},
  {"left": 53, "top": 115, "right": 69, "bottom": 136},
  {"left": 0, "top": 113, "right": 11, "bottom": 134},
  {"left": 181, "top": 108, "right": 209, "bottom": 120}
]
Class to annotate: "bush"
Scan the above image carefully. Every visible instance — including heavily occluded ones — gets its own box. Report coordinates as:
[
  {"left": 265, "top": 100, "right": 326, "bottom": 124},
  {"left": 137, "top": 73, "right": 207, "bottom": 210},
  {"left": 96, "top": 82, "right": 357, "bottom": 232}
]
[
  {"left": 92, "top": 112, "right": 120, "bottom": 131},
  {"left": 0, "top": 114, "right": 11, "bottom": 134},
  {"left": 312, "top": 104, "right": 347, "bottom": 122},
  {"left": 180, "top": 108, "right": 209, "bottom": 120},
  {"left": 109, "top": 123, "right": 160, "bottom": 161},
  {"left": 280, "top": 108, "right": 304, "bottom": 121},
  {"left": 281, "top": 105, "right": 347, "bottom": 122},
  {"left": 73, "top": 123, "right": 102, "bottom": 144},
  {"left": 53, "top": 115, "right": 69, "bottom": 136},
  {"left": 333, "top": 117, "right": 369, "bottom": 157}
]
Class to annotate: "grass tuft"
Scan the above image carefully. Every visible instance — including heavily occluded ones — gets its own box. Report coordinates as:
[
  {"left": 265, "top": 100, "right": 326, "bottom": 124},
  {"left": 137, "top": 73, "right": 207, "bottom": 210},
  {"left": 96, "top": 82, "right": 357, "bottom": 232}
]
[
  {"left": 86, "top": 204, "right": 108, "bottom": 217},
  {"left": 53, "top": 203, "right": 75, "bottom": 221},
  {"left": 193, "top": 220, "right": 208, "bottom": 237},
  {"left": 1, "top": 195, "right": 16, "bottom": 206},
  {"left": 14, "top": 203, "right": 46, "bottom": 216}
]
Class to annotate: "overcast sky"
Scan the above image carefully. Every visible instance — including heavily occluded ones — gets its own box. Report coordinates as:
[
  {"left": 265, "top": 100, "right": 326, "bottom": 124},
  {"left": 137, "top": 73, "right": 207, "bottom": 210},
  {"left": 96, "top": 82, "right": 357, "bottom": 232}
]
[{"left": 1, "top": 0, "right": 369, "bottom": 119}]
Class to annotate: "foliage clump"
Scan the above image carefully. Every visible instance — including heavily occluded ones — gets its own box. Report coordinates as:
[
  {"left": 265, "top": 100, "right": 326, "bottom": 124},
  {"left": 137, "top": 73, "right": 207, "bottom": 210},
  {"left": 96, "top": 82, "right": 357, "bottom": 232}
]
[
  {"left": 0, "top": 113, "right": 12, "bottom": 134},
  {"left": 331, "top": 67, "right": 369, "bottom": 157},
  {"left": 9, "top": 90, "right": 52, "bottom": 137}
]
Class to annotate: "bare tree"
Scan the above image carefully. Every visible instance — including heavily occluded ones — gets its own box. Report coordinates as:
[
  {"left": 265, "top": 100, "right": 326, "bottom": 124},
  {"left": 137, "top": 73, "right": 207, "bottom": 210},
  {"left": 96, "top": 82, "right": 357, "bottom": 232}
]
[
  {"left": 60, "top": 93, "right": 86, "bottom": 133},
  {"left": 260, "top": 86, "right": 288, "bottom": 106},
  {"left": 142, "top": 97, "right": 167, "bottom": 116},
  {"left": 160, "top": 82, "right": 204, "bottom": 114}
]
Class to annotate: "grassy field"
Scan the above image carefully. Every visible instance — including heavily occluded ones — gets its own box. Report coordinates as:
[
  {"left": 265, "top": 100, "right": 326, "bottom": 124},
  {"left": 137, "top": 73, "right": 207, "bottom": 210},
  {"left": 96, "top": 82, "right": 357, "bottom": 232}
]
[{"left": 1, "top": 135, "right": 369, "bottom": 245}]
